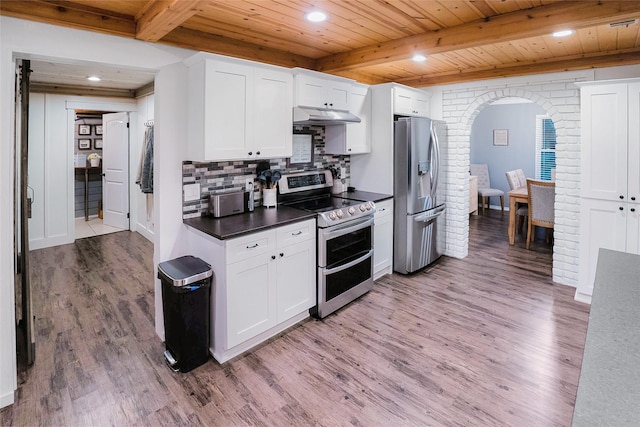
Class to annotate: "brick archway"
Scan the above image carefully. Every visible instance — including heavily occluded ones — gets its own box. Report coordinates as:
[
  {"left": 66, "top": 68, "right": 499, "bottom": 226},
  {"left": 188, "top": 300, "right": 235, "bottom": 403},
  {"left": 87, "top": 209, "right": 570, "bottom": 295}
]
[{"left": 440, "top": 83, "right": 580, "bottom": 287}]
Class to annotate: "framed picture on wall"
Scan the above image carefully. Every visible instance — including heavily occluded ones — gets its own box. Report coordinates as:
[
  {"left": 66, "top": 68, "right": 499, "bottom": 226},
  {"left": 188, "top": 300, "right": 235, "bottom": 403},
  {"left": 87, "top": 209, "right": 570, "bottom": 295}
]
[
  {"left": 493, "top": 129, "right": 509, "bottom": 146},
  {"left": 95, "top": 125, "right": 103, "bottom": 135},
  {"left": 94, "top": 139, "right": 103, "bottom": 149},
  {"left": 78, "top": 124, "right": 91, "bottom": 135},
  {"left": 78, "top": 139, "right": 91, "bottom": 150}
]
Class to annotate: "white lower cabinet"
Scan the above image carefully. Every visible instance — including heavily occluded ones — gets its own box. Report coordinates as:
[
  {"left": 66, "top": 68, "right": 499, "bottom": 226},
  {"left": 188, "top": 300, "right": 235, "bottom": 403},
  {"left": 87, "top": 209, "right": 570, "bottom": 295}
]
[
  {"left": 577, "top": 198, "right": 640, "bottom": 301},
  {"left": 186, "top": 218, "right": 316, "bottom": 363},
  {"left": 374, "top": 199, "right": 393, "bottom": 279}
]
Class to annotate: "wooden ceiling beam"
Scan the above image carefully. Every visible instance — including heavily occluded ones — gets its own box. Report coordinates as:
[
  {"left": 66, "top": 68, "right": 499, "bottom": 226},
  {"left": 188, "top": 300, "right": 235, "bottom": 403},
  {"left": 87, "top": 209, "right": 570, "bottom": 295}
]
[
  {"left": 159, "top": 27, "right": 316, "bottom": 70},
  {"left": 397, "top": 50, "right": 640, "bottom": 87},
  {"left": 0, "top": 0, "right": 136, "bottom": 37},
  {"left": 136, "top": 0, "right": 205, "bottom": 42},
  {"left": 315, "top": 1, "right": 640, "bottom": 73}
]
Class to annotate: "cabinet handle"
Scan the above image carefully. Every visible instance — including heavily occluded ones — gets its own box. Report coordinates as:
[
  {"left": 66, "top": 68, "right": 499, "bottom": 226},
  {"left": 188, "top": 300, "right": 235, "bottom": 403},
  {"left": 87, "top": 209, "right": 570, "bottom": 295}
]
[
  {"left": 632, "top": 208, "right": 637, "bottom": 212},
  {"left": 619, "top": 206, "right": 624, "bottom": 211},
  {"left": 271, "top": 255, "right": 276, "bottom": 260},
  {"left": 620, "top": 195, "right": 625, "bottom": 199},
  {"left": 256, "top": 151, "right": 260, "bottom": 156},
  {"left": 246, "top": 243, "right": 259, "bottom": 249},
  {"left": 248, "top": 151, "right": 253, "bottom": 156},
  {"left": 632, "top": 196, "right": 637, "bottom": 201},
  {"left": 279, "top": 252, "right": 284, "bottom": 257},
  {"left": 379, "top": 208, "right": 385, "bottom": 212},
  {"left": 329, "top": 103, "right": 333, "bottom": 107},
  {"left": 324, "top": 102, "right": 328, "bottom": 107},
  {"left": 291, "top": 231, "right": 303, "bottom": 236}
]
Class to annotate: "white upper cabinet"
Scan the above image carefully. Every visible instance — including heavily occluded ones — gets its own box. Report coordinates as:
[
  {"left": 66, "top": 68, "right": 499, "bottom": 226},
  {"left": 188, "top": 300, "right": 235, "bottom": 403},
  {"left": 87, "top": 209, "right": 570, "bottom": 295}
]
[
  {"left": 393, "top": 85, "right": 430, "bottom": 117},
  {"left": 580, "top": 83, "right": 640, "bottom": 203},
  {"left": 186, "top": 55, "right": 292, "bottom": 161},
  {"left": 294, "top": 70, "right": 352, "bottom": 111},
  {"left": 325, "top": 83, "right": 372, "bottom": 155}
]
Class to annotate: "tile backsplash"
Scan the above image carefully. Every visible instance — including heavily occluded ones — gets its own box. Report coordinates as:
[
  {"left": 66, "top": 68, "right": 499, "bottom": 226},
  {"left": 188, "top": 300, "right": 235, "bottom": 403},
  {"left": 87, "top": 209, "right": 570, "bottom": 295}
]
[{"left": 182, "top": 126, "right": 350, "bottom": 218}]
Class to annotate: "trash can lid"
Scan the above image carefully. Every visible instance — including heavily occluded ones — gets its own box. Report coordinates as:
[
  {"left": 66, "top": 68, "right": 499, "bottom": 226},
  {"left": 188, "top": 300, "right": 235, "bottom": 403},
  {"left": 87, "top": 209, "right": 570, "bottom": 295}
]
[{"left": 158, "top": 255, "right": 213, "bottom": 287}]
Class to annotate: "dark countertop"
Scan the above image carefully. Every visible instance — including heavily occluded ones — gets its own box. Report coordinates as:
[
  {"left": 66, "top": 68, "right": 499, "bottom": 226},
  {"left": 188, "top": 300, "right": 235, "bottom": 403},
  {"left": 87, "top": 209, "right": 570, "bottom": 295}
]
[
  {"left": 334, "top": 190, "right": 393, "bottom": 203},
  {"left": 184, "top": 205, "right": 316, "bottom": 240},
  {"left": 572, "top": 249, "right": 640, "bottom": 426}
]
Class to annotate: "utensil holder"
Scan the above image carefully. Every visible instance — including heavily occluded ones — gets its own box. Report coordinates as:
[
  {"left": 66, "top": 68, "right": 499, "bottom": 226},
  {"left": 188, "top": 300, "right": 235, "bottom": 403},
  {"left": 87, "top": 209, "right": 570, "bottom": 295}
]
[
  {"left": 263, "top": 189, "right": 277, "bottom": 208},
  {"left": 331, "top": 180, "right": 344, "bottom": 195}
]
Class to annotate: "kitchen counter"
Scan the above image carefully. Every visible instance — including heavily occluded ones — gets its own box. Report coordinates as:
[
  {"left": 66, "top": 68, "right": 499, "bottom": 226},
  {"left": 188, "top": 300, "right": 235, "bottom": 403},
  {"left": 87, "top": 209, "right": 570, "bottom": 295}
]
[
  {"left": 335, "top": 190, "right": 393, "bottom": 203},
  {"left": 571, "top": 248, "right": 640, "bottom": 426},
  {"left": 183, "top": 206, "right": 316, "bottom": 240}
]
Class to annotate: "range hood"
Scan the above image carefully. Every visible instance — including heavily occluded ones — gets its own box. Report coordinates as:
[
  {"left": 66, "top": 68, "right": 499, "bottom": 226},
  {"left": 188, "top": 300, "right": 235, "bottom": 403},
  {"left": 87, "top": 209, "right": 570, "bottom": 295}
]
[{"left": 293, "top": 106, "right": 361, "bottom": 125}]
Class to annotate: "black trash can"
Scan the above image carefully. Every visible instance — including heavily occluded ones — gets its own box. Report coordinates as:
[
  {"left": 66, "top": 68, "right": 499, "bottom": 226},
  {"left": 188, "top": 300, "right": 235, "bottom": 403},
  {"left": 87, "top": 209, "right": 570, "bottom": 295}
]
[{"left": 158, "top": 255, "right": 212, "bottom": 373}]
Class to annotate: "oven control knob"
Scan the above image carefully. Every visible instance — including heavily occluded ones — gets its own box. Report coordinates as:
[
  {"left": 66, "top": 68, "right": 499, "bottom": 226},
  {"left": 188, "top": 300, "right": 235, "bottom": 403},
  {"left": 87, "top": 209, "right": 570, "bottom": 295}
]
[
  {"left": 329, "top": 211, "right": 337, "bottom": 220},
  {"left": 365, "top": 203, "right": 373, "bottom": 210},
  {"left": 359, "top": 204, "right": 366, "bottom": 212},
  {"left": 348, "top": 207, "right": 356, "bottom": 215},
  {"left": 336, "top": 210, "right": 344, "bottom": 218}
]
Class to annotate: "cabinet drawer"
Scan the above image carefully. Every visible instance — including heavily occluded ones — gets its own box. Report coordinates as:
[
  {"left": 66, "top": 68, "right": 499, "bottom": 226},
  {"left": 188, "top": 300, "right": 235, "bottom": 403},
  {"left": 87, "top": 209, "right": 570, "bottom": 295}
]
[
  {"left": 374, "top": 199, "right": 393, "bottom": 219},
  {"left": 226, "top": 230, "right": 274, "bottom": 264},
  {"left": 276, "top": 219, "right": 315, "bottom": 247}
]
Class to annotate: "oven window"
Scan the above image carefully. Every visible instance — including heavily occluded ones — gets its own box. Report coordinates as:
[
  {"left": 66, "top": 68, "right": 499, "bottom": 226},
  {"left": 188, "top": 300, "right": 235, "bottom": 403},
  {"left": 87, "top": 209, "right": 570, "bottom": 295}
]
[
  {"left": 326, "top": 257, "right": 372, "bottom": 301},
  {"left": 326, "top": 226, "right": 372, "bottom": 268}
]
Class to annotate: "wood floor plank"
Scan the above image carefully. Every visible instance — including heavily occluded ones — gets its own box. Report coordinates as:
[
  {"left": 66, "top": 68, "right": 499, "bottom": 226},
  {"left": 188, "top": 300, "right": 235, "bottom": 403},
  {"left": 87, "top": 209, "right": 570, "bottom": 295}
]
[{"left": 1, "top": 215, "right": 590, "bottom": 426}]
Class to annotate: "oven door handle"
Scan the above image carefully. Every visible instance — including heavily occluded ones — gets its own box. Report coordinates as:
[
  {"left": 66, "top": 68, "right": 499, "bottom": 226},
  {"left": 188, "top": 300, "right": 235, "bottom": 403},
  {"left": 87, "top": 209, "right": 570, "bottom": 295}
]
[
  {"left": 321, "top": 216, "right": 375, "bottom": 239},
  {"left": 322, "top": 249, "right": 373, "bottom": 276}
]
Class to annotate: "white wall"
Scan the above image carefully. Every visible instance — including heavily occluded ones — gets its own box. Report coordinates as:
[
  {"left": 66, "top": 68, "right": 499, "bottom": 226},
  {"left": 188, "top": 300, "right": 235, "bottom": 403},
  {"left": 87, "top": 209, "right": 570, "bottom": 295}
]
[
  {"left": 0, "top": 16, "right": 194, "bottom": 408},
  {"left": 425, "top": 65, "right": 640, "bottom": 289}
]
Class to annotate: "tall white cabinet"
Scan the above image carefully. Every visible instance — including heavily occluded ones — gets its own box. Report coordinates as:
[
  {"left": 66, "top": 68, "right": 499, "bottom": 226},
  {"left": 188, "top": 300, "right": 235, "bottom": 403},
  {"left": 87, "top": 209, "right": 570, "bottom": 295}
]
[{"left": 577, "top": 81, "right": 640, "bottom": 301}]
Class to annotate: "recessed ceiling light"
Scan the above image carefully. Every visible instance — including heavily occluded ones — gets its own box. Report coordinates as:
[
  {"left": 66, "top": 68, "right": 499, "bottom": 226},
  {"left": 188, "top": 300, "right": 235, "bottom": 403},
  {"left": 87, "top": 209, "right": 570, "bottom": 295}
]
[
  {"left": 87, "top": 76, "right": 101, "bottom": 82},
  {"left": 552, "top": 30, "right": 574, "bottom": 38},
  {"left": 305, "top": 11, "right": 327, "bottom": 23},
  {"left": 412, "top": 54, "right": 427, "bottom": 62}
]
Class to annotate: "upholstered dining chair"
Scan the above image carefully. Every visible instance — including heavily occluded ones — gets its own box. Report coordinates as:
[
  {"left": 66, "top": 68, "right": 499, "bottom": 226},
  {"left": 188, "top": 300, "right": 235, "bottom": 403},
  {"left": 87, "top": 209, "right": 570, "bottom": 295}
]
[
  {"left": 470, "top": 163, "right": 504, "bottom": 215},
  {"left": 526, "top": 178, "right": 555, "bottom": 250},
  {"left": 505, "top": 169, "right": 528, "bottom": 230}
]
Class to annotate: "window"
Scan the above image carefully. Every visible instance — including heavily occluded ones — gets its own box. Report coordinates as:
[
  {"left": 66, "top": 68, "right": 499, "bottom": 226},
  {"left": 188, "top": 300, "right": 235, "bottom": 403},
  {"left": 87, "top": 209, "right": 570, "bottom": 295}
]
[{"left": 536, "top": 115, "right": 556, "bottom": 180}]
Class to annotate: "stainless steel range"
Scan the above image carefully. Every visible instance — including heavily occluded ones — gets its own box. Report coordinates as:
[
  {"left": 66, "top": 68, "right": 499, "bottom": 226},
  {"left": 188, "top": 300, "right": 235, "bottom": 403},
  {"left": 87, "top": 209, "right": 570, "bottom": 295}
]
[{"left": 279, "top": 170, "right": 375, "bottom": 318}]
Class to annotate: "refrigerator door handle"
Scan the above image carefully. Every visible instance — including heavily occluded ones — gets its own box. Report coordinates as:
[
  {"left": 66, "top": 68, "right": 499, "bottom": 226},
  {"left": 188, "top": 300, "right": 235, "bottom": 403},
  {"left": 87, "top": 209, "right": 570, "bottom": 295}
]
[
  {"left": 430, "top": 122, "right": 441, "bottom": 196},
  {"left": 413, "top": 205, "right": 446, "bottom": 223}
]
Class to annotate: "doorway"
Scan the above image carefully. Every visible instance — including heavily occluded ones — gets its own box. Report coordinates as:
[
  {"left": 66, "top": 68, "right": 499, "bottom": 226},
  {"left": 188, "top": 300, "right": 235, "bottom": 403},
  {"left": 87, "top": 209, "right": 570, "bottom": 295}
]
[{"left": 73, "top": 110, "right": 130, "bottom": 240}]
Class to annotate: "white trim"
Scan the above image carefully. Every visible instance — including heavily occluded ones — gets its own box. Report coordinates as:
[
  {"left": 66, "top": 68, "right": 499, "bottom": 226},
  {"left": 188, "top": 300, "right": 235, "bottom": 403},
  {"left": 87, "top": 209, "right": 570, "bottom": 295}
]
[{"left": 0, "top": 390, "right": 14, "bottom": 409}]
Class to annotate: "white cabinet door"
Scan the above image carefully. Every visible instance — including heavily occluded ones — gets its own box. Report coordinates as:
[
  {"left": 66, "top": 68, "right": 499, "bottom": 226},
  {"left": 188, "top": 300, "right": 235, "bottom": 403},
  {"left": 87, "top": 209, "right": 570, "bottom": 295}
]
[
  {"left": 627, "top": 203, "right": 640, "bottom": 254},
  {"left": 226, "top": 254, "right": 277, "bottom": 348},
  {"left": 295, "top": 74, "right": 351, "bottom": 110},
  {"left": 254, "top": 68, "right": 293, "bottom": 158},
  {"left": 276, "top": 239, "right": 315, "bottom": 322},
  {"left": 628, "top": 83, "right": 640, "bottom": 204},
  {"left": 578, "top": 198, "right": 628, "bottom": 296},
  {"left": 393, "top": 86, "right": 429, "bottom": 117},
  {"left": 325, "top": 84, "right": 371, "bottom": 155},
  {"left": 374, "top": 199, "right": 393, "bottom": 279},
  {"left": 580, "top": 84, "right": 628, "bottom": 201},
  {"left": 202, "top": 61, "right": 254, "bottom": 160}
]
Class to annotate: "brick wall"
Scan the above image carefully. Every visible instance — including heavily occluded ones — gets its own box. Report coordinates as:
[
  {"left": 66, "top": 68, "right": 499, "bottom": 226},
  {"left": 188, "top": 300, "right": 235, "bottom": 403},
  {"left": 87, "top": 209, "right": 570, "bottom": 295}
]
[{"left": 439, "top": 80, "right": 582, "bottom": 287}]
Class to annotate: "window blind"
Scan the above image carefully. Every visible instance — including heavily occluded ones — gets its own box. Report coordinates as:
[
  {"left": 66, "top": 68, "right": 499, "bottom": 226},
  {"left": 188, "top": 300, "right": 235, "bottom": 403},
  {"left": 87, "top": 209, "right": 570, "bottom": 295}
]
[{"left": 535, "top": 115, "right": 556, "bottom": 180}]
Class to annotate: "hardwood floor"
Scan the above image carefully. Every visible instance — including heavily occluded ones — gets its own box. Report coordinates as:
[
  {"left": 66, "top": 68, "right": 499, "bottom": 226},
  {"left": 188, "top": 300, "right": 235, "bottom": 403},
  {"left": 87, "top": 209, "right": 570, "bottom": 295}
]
[{"left": 2, "top": 213, "right": 590, "bottom": 426}]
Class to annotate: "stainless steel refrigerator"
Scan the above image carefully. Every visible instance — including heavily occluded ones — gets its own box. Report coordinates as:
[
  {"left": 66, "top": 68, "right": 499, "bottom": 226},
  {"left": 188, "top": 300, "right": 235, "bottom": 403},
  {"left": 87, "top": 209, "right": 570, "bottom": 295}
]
[{"left": 393, "top": 117, "right": 446, "bottom": 274}]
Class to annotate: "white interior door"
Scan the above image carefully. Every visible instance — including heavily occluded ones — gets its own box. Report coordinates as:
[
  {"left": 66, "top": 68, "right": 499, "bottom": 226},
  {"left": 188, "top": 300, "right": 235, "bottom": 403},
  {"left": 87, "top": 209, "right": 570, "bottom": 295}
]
[{"left": 102, "top": 112, "right": 129, "bottom": 229}]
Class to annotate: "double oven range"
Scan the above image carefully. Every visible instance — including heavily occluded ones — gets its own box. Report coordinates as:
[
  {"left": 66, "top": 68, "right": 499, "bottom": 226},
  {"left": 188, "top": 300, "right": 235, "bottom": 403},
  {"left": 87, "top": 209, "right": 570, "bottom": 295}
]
[{"left": 278, "top": 170, "right": 375, "bottom": 318}]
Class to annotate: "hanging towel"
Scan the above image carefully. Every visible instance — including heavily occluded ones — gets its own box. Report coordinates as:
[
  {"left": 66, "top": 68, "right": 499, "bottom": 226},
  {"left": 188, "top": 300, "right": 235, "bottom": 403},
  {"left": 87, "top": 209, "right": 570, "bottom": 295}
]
[{"left": 140, "top": 125, "right": 154, "bottom": 194}]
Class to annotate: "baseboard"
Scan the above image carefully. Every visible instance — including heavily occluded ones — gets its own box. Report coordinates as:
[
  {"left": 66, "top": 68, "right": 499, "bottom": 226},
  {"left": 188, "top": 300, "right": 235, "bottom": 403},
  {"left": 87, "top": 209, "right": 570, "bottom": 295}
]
[
  {"left": 0, "top": 390, "right": 14, "bottom": 409},
  {"left": 574, "top": 291, "right": 592, "bottom": 305}
]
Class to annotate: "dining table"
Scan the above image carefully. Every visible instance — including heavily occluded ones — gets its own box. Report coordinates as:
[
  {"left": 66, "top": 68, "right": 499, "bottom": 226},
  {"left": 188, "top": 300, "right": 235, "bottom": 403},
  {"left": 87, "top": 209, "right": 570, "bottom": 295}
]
[{"left": 507, "top": 186, "right": 528, "bottom": 245}]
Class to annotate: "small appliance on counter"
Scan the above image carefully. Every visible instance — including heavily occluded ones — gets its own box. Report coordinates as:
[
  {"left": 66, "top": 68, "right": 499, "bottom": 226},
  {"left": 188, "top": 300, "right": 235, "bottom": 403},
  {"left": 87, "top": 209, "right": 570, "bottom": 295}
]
[{"left": 208, "top": 190, "right": 246, "bottom": 218}]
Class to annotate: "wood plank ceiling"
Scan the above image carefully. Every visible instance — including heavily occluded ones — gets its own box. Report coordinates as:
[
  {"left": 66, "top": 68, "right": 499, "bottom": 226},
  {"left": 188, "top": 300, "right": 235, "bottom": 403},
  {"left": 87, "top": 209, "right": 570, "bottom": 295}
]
[{"left": 2, "top": 0, "right": 640, "bottom": 87}]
